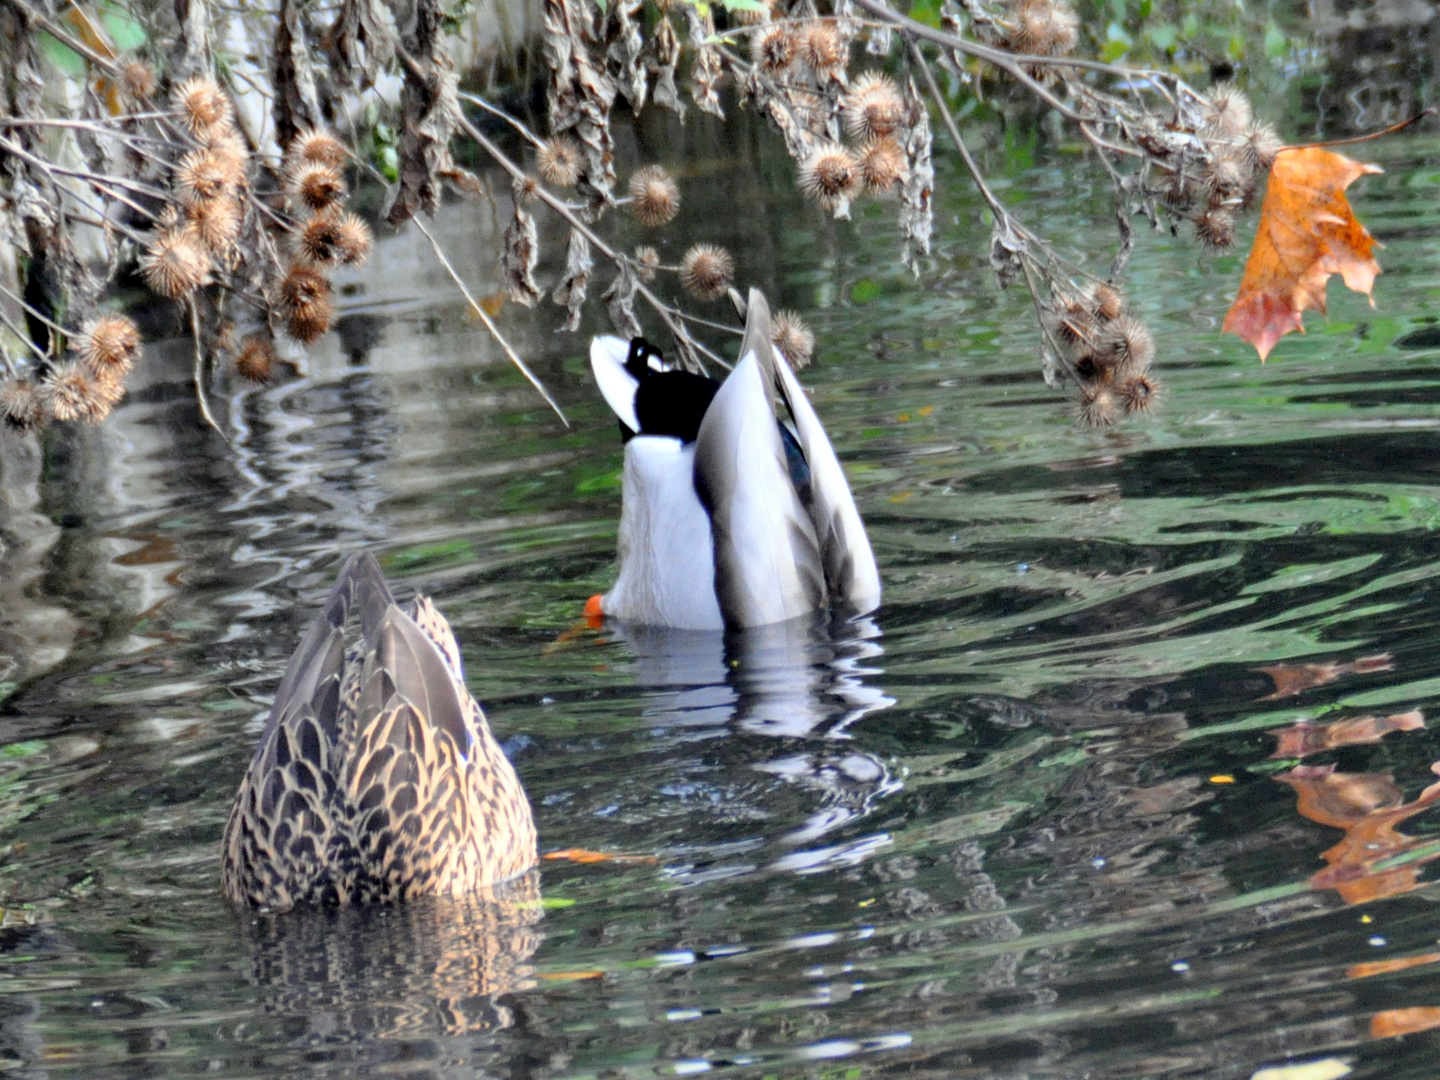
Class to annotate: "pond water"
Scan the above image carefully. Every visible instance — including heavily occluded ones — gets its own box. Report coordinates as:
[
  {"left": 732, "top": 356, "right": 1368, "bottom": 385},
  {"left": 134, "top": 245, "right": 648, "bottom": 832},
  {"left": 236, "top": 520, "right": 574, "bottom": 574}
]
[{"left": 3, "top": 106, "right": 1440, "bottom": 1080}]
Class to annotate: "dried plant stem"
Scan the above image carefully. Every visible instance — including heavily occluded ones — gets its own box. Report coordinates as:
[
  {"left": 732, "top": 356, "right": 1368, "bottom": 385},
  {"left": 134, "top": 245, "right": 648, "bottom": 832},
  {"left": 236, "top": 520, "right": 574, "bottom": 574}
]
[
  {"left": 410, "top": 215, "right": 571, "bottom": 428},
  {"left": 0, "top": 279, "right": 70, "bottom": 340},
  {"left": 458, "top": 92, "right": 547, "bottom": 150},
  {"left": 455, "top": 114, "right": 732, "bottom": 372},
  {"left": 0, "top": 305, "right": 51, "bottom": 365},
  {"left": 909, "top": 43, "right": 1007, "bottom": 220},
  {"left": 189, "top": 301, "right": 227, "bottom": 441}
]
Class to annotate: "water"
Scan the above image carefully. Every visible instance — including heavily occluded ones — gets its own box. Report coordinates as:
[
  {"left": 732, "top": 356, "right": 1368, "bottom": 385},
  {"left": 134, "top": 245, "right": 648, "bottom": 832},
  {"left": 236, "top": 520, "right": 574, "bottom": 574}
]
[{"left": 4, "top": 111, "right": 1440, "bottom": 1079}]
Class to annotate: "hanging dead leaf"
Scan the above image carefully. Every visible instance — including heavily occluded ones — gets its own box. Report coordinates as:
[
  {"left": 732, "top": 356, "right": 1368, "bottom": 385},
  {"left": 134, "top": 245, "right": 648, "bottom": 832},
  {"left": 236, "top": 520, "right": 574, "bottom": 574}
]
[
  {"left": 551, "top": 228, "right": 592, "bottom": 332},
  {"left": 1223, "top": 147, "right": 1383, "bottom": 361},
  {"left": 502, "top": 181, "right": 541, "bottom": 307}
]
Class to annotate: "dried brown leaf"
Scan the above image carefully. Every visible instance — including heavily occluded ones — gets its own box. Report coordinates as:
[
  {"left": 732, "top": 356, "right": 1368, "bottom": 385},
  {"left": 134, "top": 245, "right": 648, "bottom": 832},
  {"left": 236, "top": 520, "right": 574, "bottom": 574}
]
[{"left": 552, "top": 228, "right": 592, "bottom": 331}]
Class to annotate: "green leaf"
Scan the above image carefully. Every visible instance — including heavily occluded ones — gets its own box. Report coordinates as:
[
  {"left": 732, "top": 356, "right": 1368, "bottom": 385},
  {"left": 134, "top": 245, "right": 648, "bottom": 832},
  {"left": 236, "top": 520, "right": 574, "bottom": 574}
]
[
  {"left": 98, "top": 0, "right": 146, "bottom": 51},
  {"left": 908, "top": 0, "right": 942, "bottom": 29},
  {"left": 38, "top": 32, "right": 86, "bottom": 78},
  {"left": 1263, "top": 22, "right": 1287, "bottom": 59},
  {"left": 850, "top": 278, "right": 882, "bottom": 304}
]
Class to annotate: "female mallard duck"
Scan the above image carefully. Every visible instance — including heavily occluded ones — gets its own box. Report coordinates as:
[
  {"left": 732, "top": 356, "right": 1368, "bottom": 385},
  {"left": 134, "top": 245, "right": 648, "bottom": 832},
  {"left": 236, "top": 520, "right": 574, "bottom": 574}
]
[
  {"left": 588, "top": 289, "right": 880, "bottom": 630},
  {"left": 221, "top": 552, "right": 537, "bottom": 909}
]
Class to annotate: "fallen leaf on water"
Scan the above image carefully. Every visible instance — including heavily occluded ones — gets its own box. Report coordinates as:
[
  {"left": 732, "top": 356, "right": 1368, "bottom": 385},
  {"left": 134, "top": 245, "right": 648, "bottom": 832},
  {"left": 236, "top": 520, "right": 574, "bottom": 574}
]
[
  {"left": 543, "top": 848, "right": 658, "bottom": 864},
  {"left": 1277, "top": 761, "right": 1440, "bottom": 904},
  {"left": 1370, "top": 1007, "right": 1440, "bottom": 1039},
  {"left": 1348, "top": 951, "right": 1440, "bottom": 979},
  {"left": 1250, "top": 1058, "right": 1352, "bottom": 1080},
  {"left": 1223, "top": 147, "right": 1383, "bottom": 361},
  {"left": 1257, "top": 653, "right": 1393, "bottom": 699},
  {"left": 1270, "top": 710, "right": 1425, "bottom": 759}
]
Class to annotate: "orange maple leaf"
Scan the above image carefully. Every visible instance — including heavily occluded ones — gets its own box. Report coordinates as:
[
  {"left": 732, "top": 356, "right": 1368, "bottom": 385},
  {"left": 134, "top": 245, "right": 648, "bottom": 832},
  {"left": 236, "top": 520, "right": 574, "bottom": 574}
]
[{"left": 1223, "top": 147, "right": 1384, "bottom": 361}]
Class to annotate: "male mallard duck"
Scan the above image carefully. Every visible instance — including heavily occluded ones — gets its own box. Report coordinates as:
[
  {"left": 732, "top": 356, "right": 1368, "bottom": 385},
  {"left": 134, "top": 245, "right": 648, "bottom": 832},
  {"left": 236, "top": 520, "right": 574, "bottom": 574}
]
[
  {"left": 221, "top": 553, "right": 537, "bottom": 909},
  {"left": 589, "top": 289, "right": 880, "bottom": 630}
]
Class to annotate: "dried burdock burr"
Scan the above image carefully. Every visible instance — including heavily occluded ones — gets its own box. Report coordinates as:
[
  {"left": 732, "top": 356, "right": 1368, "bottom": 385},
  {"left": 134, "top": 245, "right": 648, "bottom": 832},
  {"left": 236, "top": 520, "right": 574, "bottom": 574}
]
[
  {"left": 679, "top": 244, "right": 735, "bottom": 301},
  {"left": 627, "top": 165, "right": 681, "bottom": 227}
]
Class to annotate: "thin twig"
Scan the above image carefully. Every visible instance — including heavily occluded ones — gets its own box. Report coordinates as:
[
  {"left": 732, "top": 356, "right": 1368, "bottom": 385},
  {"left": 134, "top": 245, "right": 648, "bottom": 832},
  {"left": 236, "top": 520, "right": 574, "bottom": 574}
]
[
  {"left": 458, "top": 92, "right": 547, "bottom": 149},
  {"left": 0, "top": 305, "right": 51, "bottom": 365},
  {"left": 909, "top": 43, "right": 1007, "bottom": 220},
  {"left": 410, "top": 216, "right": 571, "bottom": 428},
  {"left": 189, "top": 301, "right": 227, "bottom": 440}
]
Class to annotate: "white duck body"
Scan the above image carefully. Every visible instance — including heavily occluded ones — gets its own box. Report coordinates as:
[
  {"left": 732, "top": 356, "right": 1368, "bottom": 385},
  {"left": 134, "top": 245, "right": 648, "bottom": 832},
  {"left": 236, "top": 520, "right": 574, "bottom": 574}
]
[{"left": 589, "top": 289, "right": 880, "bottom": 631}]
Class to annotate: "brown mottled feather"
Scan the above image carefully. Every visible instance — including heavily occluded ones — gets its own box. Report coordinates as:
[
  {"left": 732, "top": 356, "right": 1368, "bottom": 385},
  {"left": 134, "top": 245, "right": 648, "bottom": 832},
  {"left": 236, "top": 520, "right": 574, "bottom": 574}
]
[{"left": 222, "top": 553, "right": 537, "bottom": 908}]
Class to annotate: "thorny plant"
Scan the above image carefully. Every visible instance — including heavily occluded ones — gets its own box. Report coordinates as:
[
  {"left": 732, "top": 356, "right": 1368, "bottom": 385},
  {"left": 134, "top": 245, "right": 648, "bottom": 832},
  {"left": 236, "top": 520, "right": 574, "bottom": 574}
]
[{"left": 0, "top": 0, "right": 1284, "bottom": 436}]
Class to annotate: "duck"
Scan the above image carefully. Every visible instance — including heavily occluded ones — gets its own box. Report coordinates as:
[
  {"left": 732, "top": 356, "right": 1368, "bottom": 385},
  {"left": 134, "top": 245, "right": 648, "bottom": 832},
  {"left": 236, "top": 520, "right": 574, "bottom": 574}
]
[
  {"left": 588, "top": 288, "right": 880, "bottom": 631},
  {"left": 221, "top": 552, "right": 537, "bottom": 909}
]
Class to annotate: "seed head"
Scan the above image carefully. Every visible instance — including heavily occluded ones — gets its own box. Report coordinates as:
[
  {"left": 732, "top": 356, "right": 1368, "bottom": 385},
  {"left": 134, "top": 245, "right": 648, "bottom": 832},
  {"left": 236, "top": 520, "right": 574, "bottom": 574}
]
[
  {"left": 1096, "top": 315, "right": 1156, "bottom": 376},
  {"left": 857, "top": 136, "right": 906, "bottom": 194},
  {"left": 1004, "top": 0, "right": 1079, "bottom": 56},
  {"left": 172, "top": 75, "right": 232, "bottom": 136},
  {"left": 752, "top": 25, "right": 795, "bottom": 74},
  {"left": 1088, "top": 282, "right": 1126, "bottom": 322},
  {"left": 0, "top": 379, "right": 45, "bottom": 432},
  {"left": 295, "top": 209, "right": 370, "bottom": 266},
  {"left": 40, "top": 362, "right": 110, "bottom": 423},
  {"left": 287, "top": 128, "right": 348, "bottom": 171},
  {"left": 185, "top": 195, "right": 242, "bottom": 256},
  {"left": 1054, "top": 295, "right": 1097, "bottom": 352},
  {"left": 287, "top": 163, "right": 347, "bottom": 212},
  {"left": 634, "top": 245, "right": 660, "bottom": 282},
  {"left": 175, "top": 149, "right": 238, "bottom": 205},
  {"left": 279, "top": 264, "right": 334, "bottom": 343},
  {"left": 234, "top": 335, "right": 278, "bottom": 383},
  {"left": 201, "top": 128, "right": 250, "bottom": 178},
  {"left": 1195, "top": 207, "right": 1236, "bottom": 249},
  {"left": 537, "top": 136, "right": 583, "bottom": 187},
  {"left": 843, "top": 73, "right": 906, "bottom": 140},
  {"left": 798, "top": 144, "right": 860, "bottom": 212},
  {"left": 679, "top": 243, "right": 735, "bottom": 301},
  {"left": 120, "top": 62, "right": 156, "bottom": 103},
  {"left": 1243, "top": 121, "right": 1283, "bottom": 172},
  {"left": 1076, "top": 384, "right": 1118, "bottom": 428},
  {"left": 140, "top": 229, "right": 211, "bottom": 299},
  {"left": 1203, "top": 81, "right": 1253, "bottom": 140},
  {"left": 627, "top": 165, "right": 681, "bottom": 227},
  {"left": 799, "top": 22, "right": 845, "bottom": 75},
  {"left": 1204, "top": 149, "right": 1253, "bottom": 208},
  {"left": 772, "top": 310, "right": 816, "bottom": 368},
  {"left": 1118, "top": 372, "right": 1160, "bottom": 414},
  {"left": 79, "top": 314, "right": 142, "bottom": 376}
]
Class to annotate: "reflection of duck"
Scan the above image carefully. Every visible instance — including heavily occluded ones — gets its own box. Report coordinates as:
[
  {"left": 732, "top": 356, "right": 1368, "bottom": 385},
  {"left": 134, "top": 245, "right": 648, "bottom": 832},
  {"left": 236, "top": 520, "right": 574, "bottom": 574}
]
[
  {"left": 611, "top": 617, "right": 898, "bottom": 861},
  {"left": 241, "top": 875, "right": 542, "bottom": 1046},
  {"left": 589, "top": 289, "right": 880, "bottom": 630},
  {"left": 222, "top": 553, "right": 537, "bottom": 908}
]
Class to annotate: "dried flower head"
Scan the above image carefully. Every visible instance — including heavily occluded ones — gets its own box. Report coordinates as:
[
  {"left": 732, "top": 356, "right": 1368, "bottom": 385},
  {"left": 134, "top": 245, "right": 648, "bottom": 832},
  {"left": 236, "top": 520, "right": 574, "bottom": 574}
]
[
  {"left": 140, "top": 229, "right": 211, "bottom": 298},
  {"left": 172, "top": 75, "right": 232, "bottom": 135},
  {"left": 175, "top": 149, "right": 239, "bottom": 205},
  {"left": 1118, "top": 372, "right": 1161, "bottom": 414},
  {"left": 120, "top": 62, "right": 156, "bottom": 102},
  {"left": 287, "top": 128, "right": 348, "bottom": 171},
  {"left": 752, "top": 25, "right": 795, "bottom": 74},
  {"left": 202, "top": 128, "right": 250, "bottom": 177},
  {"left": 185, "top": 195, "right": 242, "bottom": 255},
  {"left": 627, "top": 165, "right": 682, "bottom": 227},
  {"left": 1161, "top": 164, "right": 1194, "bottom": 209},
  {"left": 1096, "top": 315, "right": 1156, "bottom": 376},
  {"left": 279, "top": 265, "right": 334, "bottom": 343},
  {"left": 1204, "top": 149, "right": 1252, "bottom": 208},
  {"left": 1203, "top": 81, "right": 1253, "bottom": 140},
  {"left": 1088, "top": 282, "right": 1125, "bottom": 322},
  {"left": 857, "top": 136, "right": 906, "bottom": 194},
  {"left": 1004, "top": 0, "right": 1079, "bottom": 57},
  {"left": 772, "top": 310, "right": 816, "bottom": 367},
  {"left": 1195, "top": 207, "right": 1236, "bottom": 249},
  {"left": 40, "top": 362, "right": 109, "bottom": 423},
  {"left": 1243, "top": 121, "right": 1284, "bottom": 172},
  {"left": 537, "top": 136, "right": 583, "bottom": 187},
  {"left": 799, "top": 144, "right": 860, "bottom": 211},
  {"left": 799, "top": 22, "right": 845, "bottom": 75},
  {"left": 79, "top": 314, "right": 142, "bottom": 376},
  {"left": 1054, "top": 295, "right": 1097, "bottom": 351},
  {"left": 0, "top": 379, "right": 45, "bottom": 431},
  {"left": 234, "top": 335, "right": 278, "bottom": 382},
  {"left": 1076, "top": 384, "right": 1118, "bottom": 428},
  {"left": 843, "top": 73, "right": 906, "bottom": 140},
  {"left": 295, "top": 210, "right": 373, "bottom": 266},
  {"left": 679, "top": 243, "right": 735, "bottom": 300},
  {"left": 287, "top": 163, "right": 347, "bottom": 211},
  {"left": 634, "top": 245, "right": 661, "bottom": 282}
]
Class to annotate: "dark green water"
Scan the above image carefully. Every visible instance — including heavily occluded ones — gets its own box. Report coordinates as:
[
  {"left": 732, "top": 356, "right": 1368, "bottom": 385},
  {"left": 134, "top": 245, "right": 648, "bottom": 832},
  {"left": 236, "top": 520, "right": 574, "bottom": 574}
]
[{"left": 3, "top": 112, "right": 1440, "bottom": 1079}]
